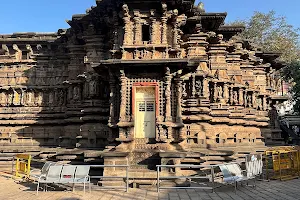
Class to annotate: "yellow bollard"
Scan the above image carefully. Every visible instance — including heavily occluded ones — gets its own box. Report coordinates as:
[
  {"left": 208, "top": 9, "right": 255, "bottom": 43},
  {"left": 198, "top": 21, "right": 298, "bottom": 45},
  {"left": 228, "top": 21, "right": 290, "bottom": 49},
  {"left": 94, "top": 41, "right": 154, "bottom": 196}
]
[{"left": 14, "top": 154, "right": 31, "bottom": 180}]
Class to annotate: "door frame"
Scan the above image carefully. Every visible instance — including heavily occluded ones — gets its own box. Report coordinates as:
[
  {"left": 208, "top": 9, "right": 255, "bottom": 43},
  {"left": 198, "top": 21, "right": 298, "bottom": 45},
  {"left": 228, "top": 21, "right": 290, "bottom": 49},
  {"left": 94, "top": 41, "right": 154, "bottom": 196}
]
[{"left": 132, "top": 82, "right": 159, "bottom": 118}]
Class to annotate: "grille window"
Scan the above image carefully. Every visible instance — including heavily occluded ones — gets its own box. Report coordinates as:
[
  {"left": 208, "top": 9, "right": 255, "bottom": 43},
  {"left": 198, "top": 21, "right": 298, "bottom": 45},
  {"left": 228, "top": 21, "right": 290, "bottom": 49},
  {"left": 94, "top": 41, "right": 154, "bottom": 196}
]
[
  {"left": 139, "top": 103, "right": 145, "bottom": 112},
  {"left": 146, "top": 102, "right": 154, "bottom": 112}
]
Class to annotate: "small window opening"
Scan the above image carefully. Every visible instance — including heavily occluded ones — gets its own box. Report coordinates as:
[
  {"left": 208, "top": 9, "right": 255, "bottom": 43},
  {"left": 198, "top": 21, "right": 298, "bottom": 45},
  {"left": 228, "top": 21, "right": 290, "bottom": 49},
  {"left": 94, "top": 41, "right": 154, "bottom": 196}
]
[
  {"left": 22, "top": 51, "right": 28, "bottom": 60},
  {"left": 216, "top": 134, "right": 220, "bottom": 144},
  {"left": 142, "top": 25, "right": 150, "bottom": 42}
]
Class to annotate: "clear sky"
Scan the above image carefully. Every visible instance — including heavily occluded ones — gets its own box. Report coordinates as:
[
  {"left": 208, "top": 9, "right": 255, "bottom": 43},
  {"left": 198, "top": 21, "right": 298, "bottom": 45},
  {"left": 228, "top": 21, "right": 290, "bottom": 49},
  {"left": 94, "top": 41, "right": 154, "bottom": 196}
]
[{"left": 0, "top": 0, "right": 298, "bottom": 34}]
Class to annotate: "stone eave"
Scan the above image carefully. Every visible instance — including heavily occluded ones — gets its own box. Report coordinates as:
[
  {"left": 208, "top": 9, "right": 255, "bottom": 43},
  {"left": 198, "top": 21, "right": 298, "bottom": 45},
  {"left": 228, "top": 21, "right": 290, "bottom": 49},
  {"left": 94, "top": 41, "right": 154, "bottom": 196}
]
[
  {"left": 187, "top": 12, "right": 227, "bottom": 31},
  {"left": 218, "top": 25, "right": 245, "bottom": 32},
  {"left": 269, "top": 95, "right": 289, "bottom": 101},
  {"left": 0, "top": 32, "right": 57, "bottom": 42},
  {"left": 97, "top": 58, "right": 188, "bottom": 65},
  {"left": 217, "top": 25, "right": 245, "bottom": 39}
]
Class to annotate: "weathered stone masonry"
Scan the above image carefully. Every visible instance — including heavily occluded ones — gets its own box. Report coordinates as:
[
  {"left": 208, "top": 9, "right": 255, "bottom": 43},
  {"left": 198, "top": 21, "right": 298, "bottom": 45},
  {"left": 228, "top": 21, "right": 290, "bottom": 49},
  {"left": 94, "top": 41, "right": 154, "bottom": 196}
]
[{"left": 0, "top": 0, "right": 287, "bottom": 182}]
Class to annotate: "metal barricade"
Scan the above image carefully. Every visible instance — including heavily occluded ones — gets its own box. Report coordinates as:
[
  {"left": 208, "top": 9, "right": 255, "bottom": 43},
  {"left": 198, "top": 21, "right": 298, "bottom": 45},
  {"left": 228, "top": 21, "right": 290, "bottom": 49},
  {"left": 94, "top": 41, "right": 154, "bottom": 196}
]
[
  {"left": 13, "top": 154, "right": 31, "bottom": 179},
  {"left": 89, "top": 165, "right": 129, "bottom": 192},
  {"left": 265, "top": 147, "right": 300, "bottom": 181},
  {"left": 157, "top": 164, "right": 219, "bottom": 193}
]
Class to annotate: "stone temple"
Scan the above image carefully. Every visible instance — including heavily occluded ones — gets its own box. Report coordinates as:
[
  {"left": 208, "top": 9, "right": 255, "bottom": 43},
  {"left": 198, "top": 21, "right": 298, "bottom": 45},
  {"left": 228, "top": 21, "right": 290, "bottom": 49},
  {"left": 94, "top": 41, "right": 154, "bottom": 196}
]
[{"left": 0, "top": 0, "right": 287, "bottom": 185}]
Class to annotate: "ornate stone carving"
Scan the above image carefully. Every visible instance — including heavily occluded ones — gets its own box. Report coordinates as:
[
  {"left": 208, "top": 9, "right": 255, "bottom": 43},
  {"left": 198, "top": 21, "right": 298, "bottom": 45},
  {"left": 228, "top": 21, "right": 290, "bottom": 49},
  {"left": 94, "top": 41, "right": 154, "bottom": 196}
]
[
  {"left": 195, "top": 79, "right": 202, "bottom": 97},
  {"left": 12, "top": 44, "right": 22, "bottom": 61},
  {"left": 164, "top": 67, "right": 172, "bottom": 121},
  {"left": 119, "top": 70, "right": 127, "bottom": 122},
  {"left": 233, "top": 90, "right": 238, "bottom": 105},
  {"left": 1, "top": 44, "right": 9, "bottom": 55}
]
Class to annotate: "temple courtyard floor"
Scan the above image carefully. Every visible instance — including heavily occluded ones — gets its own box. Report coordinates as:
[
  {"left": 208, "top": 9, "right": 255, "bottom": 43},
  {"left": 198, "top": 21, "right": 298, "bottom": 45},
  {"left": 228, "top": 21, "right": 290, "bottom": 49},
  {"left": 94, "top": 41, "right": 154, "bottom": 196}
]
[{"left": 0, "top": 172, "right": 299, "bottom": 200}]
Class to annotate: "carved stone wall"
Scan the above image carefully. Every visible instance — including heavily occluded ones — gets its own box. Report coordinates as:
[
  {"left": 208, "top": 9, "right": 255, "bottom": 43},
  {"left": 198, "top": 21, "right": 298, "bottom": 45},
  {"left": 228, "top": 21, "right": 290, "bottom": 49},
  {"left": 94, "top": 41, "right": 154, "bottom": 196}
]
[{"left": 0, "top": 0, "right": 288, "bottom": 176}]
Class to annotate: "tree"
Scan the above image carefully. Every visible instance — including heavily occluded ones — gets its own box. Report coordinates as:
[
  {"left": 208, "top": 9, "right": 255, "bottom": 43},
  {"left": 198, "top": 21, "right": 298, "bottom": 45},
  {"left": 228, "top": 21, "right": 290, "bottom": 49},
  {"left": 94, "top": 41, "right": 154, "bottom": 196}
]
[{"left": 229, "top": 11, "right": 300, "bottom": 113}]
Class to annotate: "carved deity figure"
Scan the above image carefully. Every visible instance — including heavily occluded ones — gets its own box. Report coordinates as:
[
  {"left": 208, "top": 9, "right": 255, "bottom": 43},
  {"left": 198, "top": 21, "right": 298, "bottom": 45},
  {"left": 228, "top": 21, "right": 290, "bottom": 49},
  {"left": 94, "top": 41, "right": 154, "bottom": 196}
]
[
  {"left": 58, "top": 90, "right": 64, "bottom": 105},
  {"left": 26, "top": 44, "right": 33, "bottom": 59},
  {"left": 7, "top": 91, "right": 13, "bottom": 105},
  {"left": 134, "top": 50, "right": 141, "bottom": 60},
  {"left": 257, "top": 97, "right": 262, "bottom": 110},
  {"left": 195, "top": 80, "right": 202, "bottom": 97},
  {"left": 0, "top": 92, "right": 7, "bottom": 106},
  {"left": 37, "top": 92, "right": 43, "bottom": 106},
  {"left": 48, "top": 91, "right": 54, "bottom": 105},
  {"left": 247, "top": 95, "right": 252, "bottom": 107},
  {"left": 217, "top": 85, "right": 223, "bottom": 98},
  {"left": 1, "top": 44, "right": 9, "bottom": 55},
  {"left": 13, "top": 90, "right": 20, "bottom": 105},
  {"left": 73, "top": 86, "right": 80, "bottom": 100},
  {"left": 276, "top": 79, "right": 283, "bottom": 94},
  {"left": 89, "top": 80, "right": 97, "bottom": 96},
  {"left": 12, "top": 44, "right": 22, "bottom": 61},
  {"left": 26, "top": 91, "right": 33, "bottom": 105},
  {"left": 233, "top": 91, "right": 238, "bottom": 104}
]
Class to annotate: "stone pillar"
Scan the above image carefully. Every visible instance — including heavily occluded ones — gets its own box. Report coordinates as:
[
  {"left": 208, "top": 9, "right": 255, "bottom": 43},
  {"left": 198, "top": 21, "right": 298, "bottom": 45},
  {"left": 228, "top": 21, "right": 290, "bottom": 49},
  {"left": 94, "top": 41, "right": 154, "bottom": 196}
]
[
  {"left": 224, "top": 83, "right": 229, "bottom": 103},
  {"left": 191, "top": 73, "right": 196, "bottom": 98},
  {"left": 244, "top": 91, "right": 247, "bottom": 107},
  {"left": 161, "top": 17, "right": 168, "bottom": 45},
  {"left": 203, "top": 78, "right": 209, "bottom": 98},
  {"left": 108, "top": 70, "right": 116, "bottom": 126},
  {"left": 252, "top": 92, "right": 256, "bottom": 109},
  {"left": 123, "top": 17, "right": 132, "bottom": 45},
  {"left": 238, "top": 88, "right": 243, "bottom": 105},
  {"left": 119, "top": 70, "right": 127, "bottom": 122},
  {"left": 213, "top": 82, "right": 217, "bottom": 102},
  {"left": 133, "top": 11, "right": 142, "bottom": 45},
  {"left": 175, "top": 78, "right": 183, "bottom": 123},
  {"left": 230, "top": 87, "right": 234, "bottom": 105},
  {"left": 165, "top": 69, "right": 172, "bottom": 122},
  {"left": 172, "top": 21, "right": 178, "bottom": 48},
  {"left": 263, "top": 96, "right": 267, "bottom": 111},
  {"left": 150, "top": 13, "right": 157, "bottom": 44}
]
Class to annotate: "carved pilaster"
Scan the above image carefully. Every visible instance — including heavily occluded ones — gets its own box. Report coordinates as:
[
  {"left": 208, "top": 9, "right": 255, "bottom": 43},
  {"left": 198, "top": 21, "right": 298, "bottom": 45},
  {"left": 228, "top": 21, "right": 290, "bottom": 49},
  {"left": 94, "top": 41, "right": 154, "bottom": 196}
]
[
  {"left": 150, "top": 10, "right": 157, "bottom": 44},
  {"left": 230, "top": 87, "right": 234, "bottom": 105},
  {"left": 191, "top": 73, "right": 196, "bottom": 98},
  {"left": 108, "top": 70, "right": 116, "bottom": 126},
  {"left": 244, "top": 91, "right": 247, "bottom": 107},
  {"left": 172, "top": 21, "right": 178, "bottom": 48},
  {"left": 133, "top": 10, "right": 142, "bottom": 45},
  {"left": 252, "top": 92, "right": 256, "bottom": 109},
  {"left": 161, "top": 17, "right": 168, "bottom": 44},
  {"left": 238, "top": 88, "right": 243, "bottom": 105},
  {"left": 213, "top": 82, "right": 217, "bottom": 102},
  {"left": 175, "top": 78, "right": 183, "bottom": 123},
  {"left": 224, "top": 84, "right": 229, "bottom": 103},
  {"left": 122, "top": 4, "right": 133, "bottom": 45},
  {"left": 263, "top": 96, "right": 267, "bottom": 111},
  {"left": 203, "top": 78, "right": 209, "bottom": 98},
  {"left": 165, "top": 67, "right": 172, "bottom": 121},
  {"left": 119, "top": 70, "right": 127, "bottom": 122}
]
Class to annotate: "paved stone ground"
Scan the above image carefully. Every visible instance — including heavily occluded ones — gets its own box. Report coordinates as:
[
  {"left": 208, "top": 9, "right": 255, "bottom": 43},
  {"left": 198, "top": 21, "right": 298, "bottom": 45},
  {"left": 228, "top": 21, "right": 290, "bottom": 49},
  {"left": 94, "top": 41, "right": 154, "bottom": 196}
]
[{"left": 0, "top": 173, "right": 300, "bottom": 200}]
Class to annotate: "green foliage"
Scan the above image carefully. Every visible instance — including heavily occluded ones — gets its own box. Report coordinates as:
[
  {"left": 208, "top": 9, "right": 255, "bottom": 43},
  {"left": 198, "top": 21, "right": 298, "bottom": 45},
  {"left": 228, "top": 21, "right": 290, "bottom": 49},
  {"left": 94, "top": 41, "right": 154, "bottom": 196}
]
[
  {"left": 229, "top": 11, "right": 300, "bottom": 112},
  {"left": 229, "top": 11, "right": 300, "bottom": 63}
]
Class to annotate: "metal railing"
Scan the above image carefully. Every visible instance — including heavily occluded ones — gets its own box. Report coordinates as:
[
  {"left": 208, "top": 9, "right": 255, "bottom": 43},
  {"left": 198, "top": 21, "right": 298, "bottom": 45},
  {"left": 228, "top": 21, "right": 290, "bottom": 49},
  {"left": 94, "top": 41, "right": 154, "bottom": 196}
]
[
  {"left": 89, "top": 165, "right": 129, "bottom": 192},
  {"left": 157, "top": 164, "right": 220, "bottom": 193}
]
